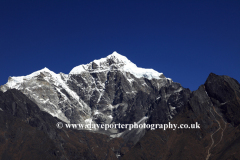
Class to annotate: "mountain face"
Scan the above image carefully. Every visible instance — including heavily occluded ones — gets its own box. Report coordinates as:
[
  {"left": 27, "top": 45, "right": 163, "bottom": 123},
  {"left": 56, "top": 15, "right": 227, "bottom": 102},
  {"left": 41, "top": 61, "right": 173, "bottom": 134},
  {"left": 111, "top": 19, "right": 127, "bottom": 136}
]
[
  {"left": 122, "top": 73, "right": 240, "bottom": 160},
  {"left": 0, "top": 52, "right": 190, "bottom": 142},
  {"left": 0, "top": 89, "right": 125, "bottom": 160},
  {"left": 1, "top": 52, "right": 240, "bottom": 160}
]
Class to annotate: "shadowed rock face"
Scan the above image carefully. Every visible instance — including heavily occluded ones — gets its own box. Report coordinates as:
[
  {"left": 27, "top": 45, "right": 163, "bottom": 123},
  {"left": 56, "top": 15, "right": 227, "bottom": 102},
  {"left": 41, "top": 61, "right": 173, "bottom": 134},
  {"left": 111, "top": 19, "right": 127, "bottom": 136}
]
[
  {"left": 205, "top": 73, "right": 240, "bottom": 126},
  {"left": 0, "top": 89, "right": 126, "bottom": 160},
  {"left": 122, "top": 73, "right": 240, "bottom": 160},
  {"left": 67, "top": 71, "right": 192, "bottom": 146}
]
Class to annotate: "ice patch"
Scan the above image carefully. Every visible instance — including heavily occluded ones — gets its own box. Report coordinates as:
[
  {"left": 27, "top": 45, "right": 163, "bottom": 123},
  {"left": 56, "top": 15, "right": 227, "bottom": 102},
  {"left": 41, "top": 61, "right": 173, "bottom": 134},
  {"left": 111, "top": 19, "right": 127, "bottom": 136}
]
[
  {"left": 170, "top": 106, "right": 176, "bottom": 111},
  {"left": 174, "top": 87, "right": 183, "bottom": 93},
  {"left": 108, "top": 115, "right": 113, "bottom": 119},
  {"left": 205, "top": 91, "right": 208, "bottom": 96},
  {"left": 110, "top": 132, "right": 124, "bottom": 138},
  {"left": 93, "top": 110, "right": 101, "bottom": 115},
  {"left": 127, "top": 78, "right": 134, "bottom": 84},
  {"left": 85, "top": 118, "right": 93, "bottom": 124},
  {"left": 137, "top": 116, "right": 148, "bottom": 124}
]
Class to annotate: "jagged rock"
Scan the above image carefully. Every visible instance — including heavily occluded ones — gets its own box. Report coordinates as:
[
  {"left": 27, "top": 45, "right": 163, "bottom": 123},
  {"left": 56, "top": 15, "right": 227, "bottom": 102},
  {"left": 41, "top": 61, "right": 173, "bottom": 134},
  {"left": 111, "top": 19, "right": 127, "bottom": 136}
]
[
  {"left": 122, "top": 73, "right": 240, "bottom": 160},
  {"left": 205, "top": 73, "right": 240, "bottom": 126},
  {"left": 0, "top": 89, "right": 124, "bottom": 160}
]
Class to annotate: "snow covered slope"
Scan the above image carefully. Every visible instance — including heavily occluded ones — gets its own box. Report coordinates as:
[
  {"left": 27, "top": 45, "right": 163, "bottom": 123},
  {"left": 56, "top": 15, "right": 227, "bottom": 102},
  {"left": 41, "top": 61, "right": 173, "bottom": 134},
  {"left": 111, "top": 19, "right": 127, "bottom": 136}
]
[
  {"left": 70, "top": 51, "right": 166, "bottom": 80},
  {"left": 1, "top": 67, "right": 91, "bottom": 123}
]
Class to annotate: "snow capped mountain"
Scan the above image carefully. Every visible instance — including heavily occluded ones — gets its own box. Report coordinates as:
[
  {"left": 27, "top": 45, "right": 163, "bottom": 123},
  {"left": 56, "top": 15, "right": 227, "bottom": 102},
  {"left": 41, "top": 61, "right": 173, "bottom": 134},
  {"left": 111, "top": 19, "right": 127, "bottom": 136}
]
[
  {"left": 3, "top": 68, "right": 65, "bottom": 91},
  {"left": 1, "top": 67, "right": 91, "bottom": 124},
  {"left": 1, "top": 51, "right": 187, "bottom": 139},
  {"left": 70, "top": 51, "right": 166, "bottom": 80}
]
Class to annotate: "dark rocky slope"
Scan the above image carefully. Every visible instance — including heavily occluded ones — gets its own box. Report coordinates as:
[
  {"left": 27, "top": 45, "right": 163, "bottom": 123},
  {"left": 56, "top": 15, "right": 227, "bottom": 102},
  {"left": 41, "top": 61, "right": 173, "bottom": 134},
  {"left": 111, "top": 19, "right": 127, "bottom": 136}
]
[
  {"left": 0, "top": 89, "right": 125, "bottom": 160},
  {"left": 122, "top": 73, "right": 240, "bottom": 160}
]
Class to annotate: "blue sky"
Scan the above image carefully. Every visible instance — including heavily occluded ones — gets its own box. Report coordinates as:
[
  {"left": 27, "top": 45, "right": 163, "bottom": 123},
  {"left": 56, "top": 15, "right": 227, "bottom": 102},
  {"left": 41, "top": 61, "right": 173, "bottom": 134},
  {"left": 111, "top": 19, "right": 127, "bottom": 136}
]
[{"left": 1, "top": 0, "right": 239, "bottom": 91}]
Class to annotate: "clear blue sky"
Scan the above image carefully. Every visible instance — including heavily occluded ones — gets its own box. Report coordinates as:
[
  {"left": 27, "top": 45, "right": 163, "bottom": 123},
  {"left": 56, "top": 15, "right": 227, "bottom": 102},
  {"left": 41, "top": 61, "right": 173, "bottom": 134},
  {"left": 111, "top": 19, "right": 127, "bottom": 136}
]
[{"left": 1, "top": 0, "right": 239, "bottom": 91}]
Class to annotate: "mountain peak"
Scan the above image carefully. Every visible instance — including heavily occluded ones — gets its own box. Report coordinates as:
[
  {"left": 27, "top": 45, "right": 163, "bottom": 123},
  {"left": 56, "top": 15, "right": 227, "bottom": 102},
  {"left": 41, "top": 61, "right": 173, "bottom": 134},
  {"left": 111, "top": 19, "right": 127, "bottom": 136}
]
[
  {"left": 0, "top": 67, "right": 58, "bottom": 91},
  {"left": 25, "top": 67, "right": 57, "bottom": 79},
  {"left": 39, "top": 67, "right": 51, "bottom": 72},
  {"left": 106, "top": 51, "right": 130, "bottom": 62},
  {"left": 70, "top": 51, "right": 166, "bottom": 80},
  {"left": 108, "top": 51, "right": 122, "bottom": 57},
  {"left": 90, "top": 51, "right": 131, "bottom": 68}
]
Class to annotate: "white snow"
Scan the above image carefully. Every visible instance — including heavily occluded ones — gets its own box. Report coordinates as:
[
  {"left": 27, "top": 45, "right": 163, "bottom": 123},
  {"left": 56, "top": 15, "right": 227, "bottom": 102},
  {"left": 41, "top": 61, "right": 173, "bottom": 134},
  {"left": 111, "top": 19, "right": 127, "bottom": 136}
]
[
  {"left": 69, "top": 51, "right": 166, "bottom": 80},
  {"left": 97, "top": 90, "right": 103, "bottom": 103},
  {"left": 108, "top": 104, "right": 114, "bottom": 109},
  {"left": 170, "top": 106, "right": 176, "bottom": 111},
  {"left": 2, "top": 67, "right": 92, "bottom": 122},
  {"left": 85, "top": 118, "right": 93, "bottom": 124},
  {"left": 5, "top": 67, "right": 55, "bottom": 90},
  {"left": 127, "top": 78, "right": 134, "bottom": 84},
  {"left": 205, "top": 91, "right": 208, "bottom": 96},
  {"left": 1, "top": 51, "right": 172, "bottom": 132},
  {"left": 84, "top": 118, "right": 98, "bottom": 130},
  {"left": 110, "top": 132, "right": 124, "bottom": 138},
  {"left": 174, "top": 87, "right": 183, "bottom": 93},
  {"left": 93, "top": 110, "right": 101, "bottom": 115},
  {"left": 2, "top": 51, "right": 169, "bottom": 93},
  {"left": 108, "top": 115, "right": 113, "bottom": 119},
  {"left": 69, "top": 65, "right": 86, "bottom": 74},
  {"left": 136, "top": 116, "right": 148, "bottom": 124}
]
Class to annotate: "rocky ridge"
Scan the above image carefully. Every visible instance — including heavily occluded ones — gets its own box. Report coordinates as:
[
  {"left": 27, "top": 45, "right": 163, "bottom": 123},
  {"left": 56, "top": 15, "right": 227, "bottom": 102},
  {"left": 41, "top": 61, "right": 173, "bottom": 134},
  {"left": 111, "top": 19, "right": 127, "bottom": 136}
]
[{"left": 122, "top": 73, "right": 240, "bottom": 160}]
